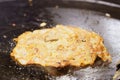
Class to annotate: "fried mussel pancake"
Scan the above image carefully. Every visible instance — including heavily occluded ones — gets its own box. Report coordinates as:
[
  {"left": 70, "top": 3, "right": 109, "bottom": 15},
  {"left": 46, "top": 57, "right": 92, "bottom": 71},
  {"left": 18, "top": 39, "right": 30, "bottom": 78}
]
[{"left": 10, "top": 25, "right": 111, "bottom": 73}]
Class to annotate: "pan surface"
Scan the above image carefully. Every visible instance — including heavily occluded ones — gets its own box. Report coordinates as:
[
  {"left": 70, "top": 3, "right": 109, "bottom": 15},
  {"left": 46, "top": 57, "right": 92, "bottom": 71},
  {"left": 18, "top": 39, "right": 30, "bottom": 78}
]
[{"left": 0, "top": 0, "right": 120, "bottom": 80}]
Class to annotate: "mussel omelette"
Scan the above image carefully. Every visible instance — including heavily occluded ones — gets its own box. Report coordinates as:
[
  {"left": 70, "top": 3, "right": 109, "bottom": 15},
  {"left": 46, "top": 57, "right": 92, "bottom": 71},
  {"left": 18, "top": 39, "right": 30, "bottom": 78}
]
[{"left": 10, "top": 25, "right": 111, "bottom": 72}]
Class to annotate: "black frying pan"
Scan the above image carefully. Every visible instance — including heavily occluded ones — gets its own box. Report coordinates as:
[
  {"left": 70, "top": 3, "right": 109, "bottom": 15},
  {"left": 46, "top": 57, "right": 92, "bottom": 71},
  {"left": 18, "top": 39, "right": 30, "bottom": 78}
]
[{"left": 0, "top": 0, "right": 120, "bottom": 80}]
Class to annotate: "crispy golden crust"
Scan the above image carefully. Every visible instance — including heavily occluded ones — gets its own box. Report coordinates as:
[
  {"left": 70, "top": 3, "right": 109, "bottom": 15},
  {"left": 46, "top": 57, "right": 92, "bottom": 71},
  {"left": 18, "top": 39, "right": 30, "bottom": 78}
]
[{"left": 11, "top": 25, "right": 111, "bottom": 67}]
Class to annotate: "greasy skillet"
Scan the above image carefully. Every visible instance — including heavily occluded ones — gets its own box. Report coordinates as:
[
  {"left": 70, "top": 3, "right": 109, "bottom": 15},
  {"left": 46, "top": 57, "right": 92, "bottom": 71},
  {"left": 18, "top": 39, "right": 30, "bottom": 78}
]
[{"left": 0, "top": 0, "right": 120, "bottom": 80}]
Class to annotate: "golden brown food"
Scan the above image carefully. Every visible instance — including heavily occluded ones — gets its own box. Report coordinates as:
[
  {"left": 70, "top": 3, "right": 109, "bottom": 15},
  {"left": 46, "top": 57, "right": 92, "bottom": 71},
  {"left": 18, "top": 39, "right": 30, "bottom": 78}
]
[{"left": 10, "top": 25, "right": 111, "bottom": 68}]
